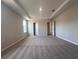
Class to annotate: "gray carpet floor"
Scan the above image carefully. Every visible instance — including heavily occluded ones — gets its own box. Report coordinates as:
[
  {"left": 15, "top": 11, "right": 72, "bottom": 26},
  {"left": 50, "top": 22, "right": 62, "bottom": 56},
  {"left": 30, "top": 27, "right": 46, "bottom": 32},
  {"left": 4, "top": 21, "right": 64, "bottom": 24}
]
[{"left": 2, "top": 36, "right": 78, "bottom": 59}]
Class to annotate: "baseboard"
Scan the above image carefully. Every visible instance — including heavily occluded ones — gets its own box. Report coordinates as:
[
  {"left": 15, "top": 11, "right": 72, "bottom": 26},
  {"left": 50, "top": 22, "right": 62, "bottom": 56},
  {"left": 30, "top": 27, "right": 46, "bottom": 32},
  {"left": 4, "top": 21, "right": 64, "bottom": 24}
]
[
  {"left": 1, "top": 36, "right": 27, "bottom": 52},
  {"left": 56, "top": 36, "right": 78, "bottom": 45}
]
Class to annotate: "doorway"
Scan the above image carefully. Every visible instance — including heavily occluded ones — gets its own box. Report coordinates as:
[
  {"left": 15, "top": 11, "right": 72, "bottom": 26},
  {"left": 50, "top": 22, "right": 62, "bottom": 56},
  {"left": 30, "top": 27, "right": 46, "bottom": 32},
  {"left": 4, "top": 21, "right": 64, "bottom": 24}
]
[
  {"left": 54, "top": 21, "right": 56, "bottom": 36},
  {"left": 33, "top": 22, "right": 36, "bottom": 36},
  {"left": 47, "top": 22, "right": 51, "bottom": 35}
]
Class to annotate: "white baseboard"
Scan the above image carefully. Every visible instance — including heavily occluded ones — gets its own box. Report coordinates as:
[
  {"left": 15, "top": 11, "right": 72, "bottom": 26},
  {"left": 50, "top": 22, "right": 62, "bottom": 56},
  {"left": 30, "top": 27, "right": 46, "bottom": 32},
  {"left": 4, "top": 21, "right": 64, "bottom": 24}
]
[
  {"left": 1, "top": 36, "right": 27, "bottom": 52},
  {"left": 56, "top": 36, "right": 78, "bottom": 45}
]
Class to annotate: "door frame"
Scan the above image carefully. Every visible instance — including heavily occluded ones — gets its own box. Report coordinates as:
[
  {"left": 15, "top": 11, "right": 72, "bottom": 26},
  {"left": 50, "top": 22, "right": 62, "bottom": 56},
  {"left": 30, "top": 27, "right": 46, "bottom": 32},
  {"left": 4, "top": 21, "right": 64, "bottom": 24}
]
[
  {"left": 33, "top": 22, "right": 36, "bottom": 36},
  {"left": 54, "top": 21, "right": 56, "bottom": 36},
  {"left": 47, "top": 22, "right": 50, "bottom": 35}
]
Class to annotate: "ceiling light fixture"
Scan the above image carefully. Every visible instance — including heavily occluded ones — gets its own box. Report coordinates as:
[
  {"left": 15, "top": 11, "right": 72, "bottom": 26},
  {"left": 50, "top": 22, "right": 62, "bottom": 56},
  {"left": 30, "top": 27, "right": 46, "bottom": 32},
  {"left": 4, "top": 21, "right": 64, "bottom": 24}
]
[
  {"left": 24, "top": 16, "right": 32, "bottom": 20},
  {"left": 40, "top": 7, "right": 42, "bottom": 11}
]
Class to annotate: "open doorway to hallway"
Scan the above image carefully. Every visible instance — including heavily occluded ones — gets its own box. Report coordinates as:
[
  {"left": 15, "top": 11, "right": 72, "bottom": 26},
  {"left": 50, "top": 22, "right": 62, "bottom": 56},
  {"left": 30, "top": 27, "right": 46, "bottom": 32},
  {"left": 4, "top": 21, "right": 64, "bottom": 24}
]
[
  {"left": 33, "top": 22, "right": 36, "bottom": 36},
  {"left": 54, "top": 21, "right": 56, "bottom": 36},
  {"left": 47, "top": 22, "right": 52, "bottom": 35}
]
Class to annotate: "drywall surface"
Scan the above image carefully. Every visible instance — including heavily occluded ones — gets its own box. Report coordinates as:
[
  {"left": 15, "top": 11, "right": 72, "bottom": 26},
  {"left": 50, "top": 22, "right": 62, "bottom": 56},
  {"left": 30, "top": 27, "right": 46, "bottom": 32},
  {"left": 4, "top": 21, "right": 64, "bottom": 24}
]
[
  {"left": 54, "top": 3, "right": 78, "bottom": 45},
  {"left": 38, "top": 20, "right": 47, "bottom": 36},
  {"left": 1, "top": 3, "right": 28, "bottom": 50},
  {"left": 28, "top": 20, "right": 38, "bottom": 36},
  {"left": 51, "top": 20, "right": 54, "bottom": 35},
  {"left": 28, "top": 19, "right": 51, "bottom": 36}
]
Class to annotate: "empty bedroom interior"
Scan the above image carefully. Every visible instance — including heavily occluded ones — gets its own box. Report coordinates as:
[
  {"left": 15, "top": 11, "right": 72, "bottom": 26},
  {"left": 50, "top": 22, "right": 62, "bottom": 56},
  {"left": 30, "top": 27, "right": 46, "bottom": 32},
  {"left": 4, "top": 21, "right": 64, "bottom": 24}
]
[{"left": 1, "top": 0, "right": 78, "bottom": 59}]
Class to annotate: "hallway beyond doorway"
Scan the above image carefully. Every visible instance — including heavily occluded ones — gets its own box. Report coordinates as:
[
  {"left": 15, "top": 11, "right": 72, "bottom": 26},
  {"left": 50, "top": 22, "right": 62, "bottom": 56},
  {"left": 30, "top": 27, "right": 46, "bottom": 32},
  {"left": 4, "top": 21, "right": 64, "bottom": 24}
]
[{"left": 2, "top": 36, "right": 78, "bottom": 59}]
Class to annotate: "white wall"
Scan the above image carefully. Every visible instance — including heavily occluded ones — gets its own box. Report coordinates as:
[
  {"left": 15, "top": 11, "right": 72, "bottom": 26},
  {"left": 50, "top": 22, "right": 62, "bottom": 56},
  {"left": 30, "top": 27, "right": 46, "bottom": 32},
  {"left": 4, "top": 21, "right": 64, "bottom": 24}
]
[
  {"left": 28, "top": 20, "right": 38, "bottom": 36},
  {"left": 1, "top": 3, "right": 28, "bottom": 50},
  {"left": 52, "top": 3, "right": 78, "bottom": 45},
  {"left": 38, "top": 20, "right": 47, "bottom": 36},
  {"left": 28, "top": 19, "right": 51, "bottom": 36},
  {"left": 52, "top": 20, "right": 54, "bottom": 35}
]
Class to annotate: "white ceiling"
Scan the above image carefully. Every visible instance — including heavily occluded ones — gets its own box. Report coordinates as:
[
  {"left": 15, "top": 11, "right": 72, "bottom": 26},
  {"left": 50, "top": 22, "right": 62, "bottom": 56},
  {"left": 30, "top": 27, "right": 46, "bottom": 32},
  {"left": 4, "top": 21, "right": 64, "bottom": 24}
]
[
  {"left": 15, "top": 0, "right": 65, "bottom": 20},
  {"left": 2, "top": 0, "right": 77, "bottom": 20}
]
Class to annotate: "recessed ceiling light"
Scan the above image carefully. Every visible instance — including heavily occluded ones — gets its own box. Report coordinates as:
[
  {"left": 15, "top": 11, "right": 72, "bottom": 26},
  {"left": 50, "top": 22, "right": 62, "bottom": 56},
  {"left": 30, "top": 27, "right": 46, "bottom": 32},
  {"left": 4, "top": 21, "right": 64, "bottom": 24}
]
[
  {"left": 40, "top": 7, "right": 42, "bottom": 11},
  {"left": 52, "top": 9, "right": 55, "bottom": 12}
]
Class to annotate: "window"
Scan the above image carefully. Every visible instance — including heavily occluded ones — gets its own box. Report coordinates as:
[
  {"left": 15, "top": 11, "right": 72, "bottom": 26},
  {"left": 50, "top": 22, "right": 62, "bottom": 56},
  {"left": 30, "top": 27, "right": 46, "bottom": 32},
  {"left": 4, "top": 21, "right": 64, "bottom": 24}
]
[{"left": 23, "top": 20, "right": 27, "bottom": 33}]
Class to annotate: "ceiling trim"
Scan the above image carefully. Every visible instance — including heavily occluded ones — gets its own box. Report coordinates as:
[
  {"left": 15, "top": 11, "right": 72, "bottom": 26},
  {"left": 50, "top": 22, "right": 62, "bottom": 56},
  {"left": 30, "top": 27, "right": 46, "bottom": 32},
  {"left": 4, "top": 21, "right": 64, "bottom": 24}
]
[
  {"left": 50, "top": 0, "right": 70, "bottom": 19},
  {"left": 14, "top": 0, "right": 31, "bottom": 18}
]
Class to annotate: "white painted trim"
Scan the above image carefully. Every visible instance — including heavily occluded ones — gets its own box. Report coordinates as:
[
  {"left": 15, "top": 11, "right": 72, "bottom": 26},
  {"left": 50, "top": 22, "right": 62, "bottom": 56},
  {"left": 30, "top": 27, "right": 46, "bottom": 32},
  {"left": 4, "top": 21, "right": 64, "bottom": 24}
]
[
  {"left": 50, "top": 0, "right": 70, "bottom": 18},
  {"left": 1, "top": 36, "right": 27, "bottom": 52},
  {"left": 64, "top": 38, "right": 78, "bottom": 45},
  {"left": 56, "top": 36, "right": 78, "bottom": 45}
]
